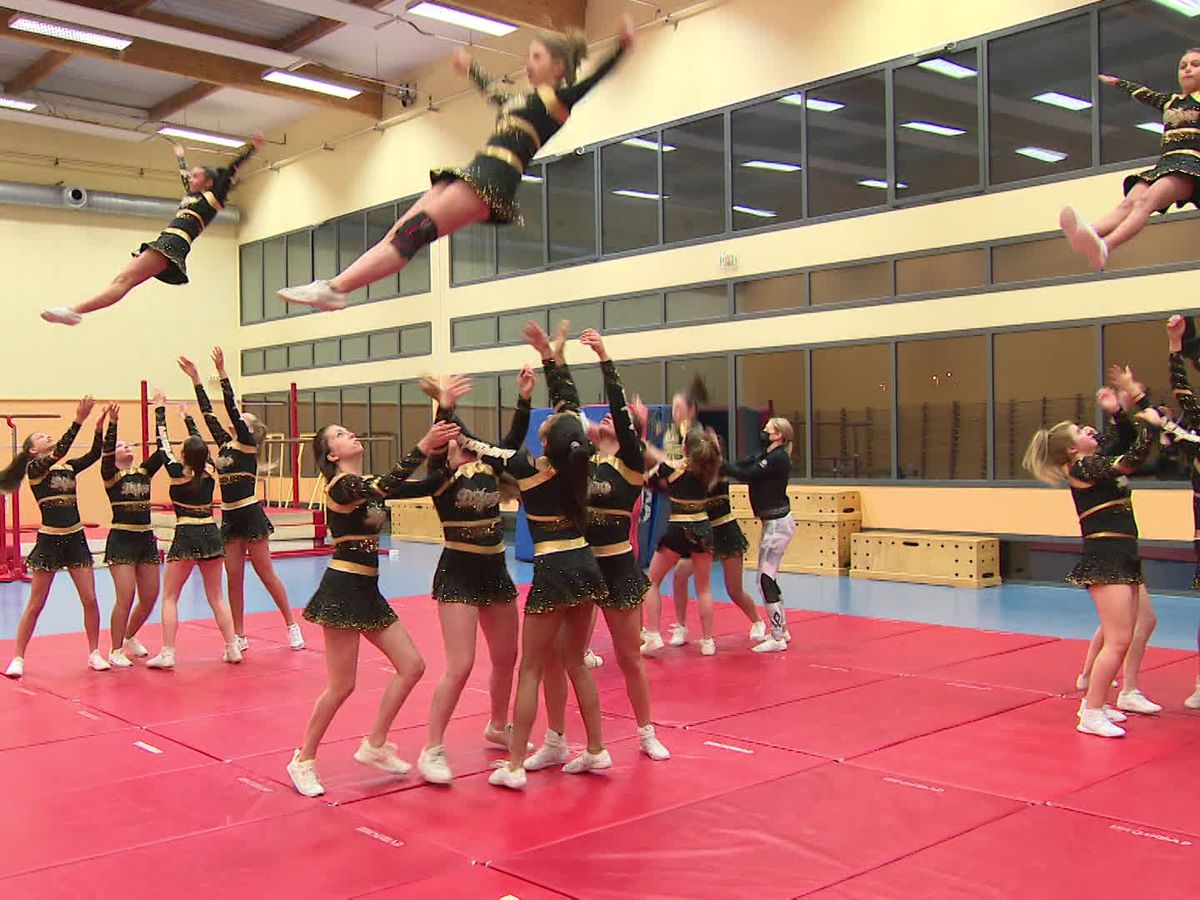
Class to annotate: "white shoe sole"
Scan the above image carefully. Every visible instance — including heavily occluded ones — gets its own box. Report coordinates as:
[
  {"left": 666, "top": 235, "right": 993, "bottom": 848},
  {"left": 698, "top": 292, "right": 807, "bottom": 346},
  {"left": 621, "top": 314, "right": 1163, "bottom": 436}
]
[
  {"left": 278, "top": 287, "right": 347, "bottom": 311},
  {"left": 41, "top": 309, "right": 81, "bottom": 326}
]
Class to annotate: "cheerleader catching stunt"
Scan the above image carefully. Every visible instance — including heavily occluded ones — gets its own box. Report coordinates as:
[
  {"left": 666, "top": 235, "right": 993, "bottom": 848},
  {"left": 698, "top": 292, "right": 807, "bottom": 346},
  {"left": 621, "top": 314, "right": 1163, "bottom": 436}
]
[
  {"left": 43, "top": 134, "right": 263, "bottom": 325},
  {"left": 278, "top": 19, "right": 635, "bottom": 312},
  {"left": 1060, "top": 49, "right": 1200, "bottom": 270}
]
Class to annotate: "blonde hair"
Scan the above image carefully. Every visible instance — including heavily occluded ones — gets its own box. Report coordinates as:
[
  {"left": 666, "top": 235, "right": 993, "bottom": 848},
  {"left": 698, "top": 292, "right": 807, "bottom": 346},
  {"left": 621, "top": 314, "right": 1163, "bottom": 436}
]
[
  {"left": 1022, "top": 421, "right": 1077, "bottom": 485},
  {"left": 767, "top": 416, "right": 794, "bottom": 451},
  {"left": 536, "top": 30, "right": 589, "bottom": 84}
]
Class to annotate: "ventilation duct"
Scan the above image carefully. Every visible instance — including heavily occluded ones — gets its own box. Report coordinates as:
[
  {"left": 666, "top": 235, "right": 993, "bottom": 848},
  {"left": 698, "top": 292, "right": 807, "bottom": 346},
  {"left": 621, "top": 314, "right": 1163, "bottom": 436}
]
[{"left": 0, "top": 179, "right": 239, "bottom": 223}]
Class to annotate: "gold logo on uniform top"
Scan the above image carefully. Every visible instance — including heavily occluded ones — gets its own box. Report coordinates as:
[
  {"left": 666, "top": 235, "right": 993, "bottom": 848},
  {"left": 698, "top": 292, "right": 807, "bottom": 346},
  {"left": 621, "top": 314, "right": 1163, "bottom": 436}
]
[
  {"left": 1164, "top": 105, "right": 1200, "bottom": 128},
  {"left": 49, "top": 473, "right": 76, "bottom": 492},
  {"left": 588, "top": 478, "right": 613, "bottom": 499},
  {"left": 214, "top": 456, "right": 234, "bottom": 470},
  {"left": 121, "top": 481, "right": 151, "bottom": 499},
  {"left": 455, "top": 487, "right": 500, "bottom": 513}
]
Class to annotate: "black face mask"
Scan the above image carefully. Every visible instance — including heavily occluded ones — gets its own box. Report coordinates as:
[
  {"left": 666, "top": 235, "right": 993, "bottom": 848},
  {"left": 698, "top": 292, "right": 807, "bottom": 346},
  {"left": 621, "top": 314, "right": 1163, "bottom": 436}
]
[{"left": 760, "top": 430, "right": 772, "bottom": 446}]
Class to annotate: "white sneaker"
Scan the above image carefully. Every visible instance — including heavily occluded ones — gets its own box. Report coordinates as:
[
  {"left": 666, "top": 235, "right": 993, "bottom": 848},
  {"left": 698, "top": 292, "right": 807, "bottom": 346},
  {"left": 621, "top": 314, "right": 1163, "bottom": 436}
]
[
  {"left": 88, "top": 650, "right": 111, "bottom": 672},
  {"left": 236, "top": 635, "right": 249, "bottom": 652},
  {"left": 223, "top": 643, "right": 243, "bottom": 664},
  {"left": 278, "top": 280, "right": 348, "bottom": 311},
  {"left": 417, "top": 745, "right": 453, "bottom": 784},
  {"left": 1077, "top": 705, "right": 1125, "bottom": 738},
  {"left": 583, "top": 649, "right": 604, "bottom": 668},
  {"left": 749, "top": 620, "right": 767, "bottom": 641},
  {"left": 640, "top": 631, "right": 664, "bottom": 655},
  {"left": 1184, "top": 678, "right": 1200, "bottom": 710},
  {"left": 782, "top": 629, "right": 793, "bottom": 643},
  {"left": 4, "top": 657, "right": 24, "bottom": 679},
  {"left": 1117, "top": 689, "right": 1162, "bottom": 715},
  {"left": 668, "top": 624, "right": 688, "bottom": 647},
  {"left": 1060, "top": 205, "right": 1088, "bottom": 256},
  {"left": 41, "top": 307, "right": 81, "bottom": 326},
  {"left": 353, "top": 738, "right": 411, "bottom": 775},
  {"left": 1103, "top": 705, "right": 1127, "bottom": 724},
  {"left": 524, "top": 731, "right": 570, "bottom": 771},
  {"left": 488, "top": 765, "right": 527, "bottom": 790},
  {"left": 638, "top": 724, "right": 670, "bottom": 761},
  {"left": 563, "top": 748, "right": 613, "bottom": 774},
  {"left": 752, "top": 638, "right": 788, "bottom": 653},
  {"left": 123, "top": 636, "right": 148, "bottom": 658},
  {"left": 145, "top": 647, "right": 175, "bottom": 669},
  {"left": 699, "top": 637, "right": 716, "bottom": 656},
  {"left": 287, "top": 750, "right": 325, "bottom": 797},
  {"left": 108, "top": 649, "right": 133, "bottom": 668},
  {"left": 287, "top": 623, "right": 305, "bottom": 650}
]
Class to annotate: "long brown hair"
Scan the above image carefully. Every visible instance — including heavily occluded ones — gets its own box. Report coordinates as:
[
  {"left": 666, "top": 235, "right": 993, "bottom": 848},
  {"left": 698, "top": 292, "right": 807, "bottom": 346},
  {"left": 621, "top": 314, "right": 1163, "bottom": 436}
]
[
  {"left": 537, "top": 30, "right": 589, "bottom": 84},
  {"left": 0, "top": 436, "right": 35, "bottom": 494},
  {"left": 545, "top": 412, "right": 592, "bottom": 533},
  {"left": 313, "top": 426, "right": 338, "bottom": 481},
  {"left": 685, "top": 430, "right": 722, "bottom": 490},
  {"left": 181, "top": 435, "right": 211, "bottom": 486},
  {"left": 1022, "top": 421, "right": 1076, "bottom": 485}
]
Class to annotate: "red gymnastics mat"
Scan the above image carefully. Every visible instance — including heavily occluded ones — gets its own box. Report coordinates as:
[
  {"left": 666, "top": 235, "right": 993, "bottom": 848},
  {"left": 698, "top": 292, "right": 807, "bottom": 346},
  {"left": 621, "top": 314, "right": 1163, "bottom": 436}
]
[{"left": 4, "top": 592, "right": 1199, "bottom": 899}]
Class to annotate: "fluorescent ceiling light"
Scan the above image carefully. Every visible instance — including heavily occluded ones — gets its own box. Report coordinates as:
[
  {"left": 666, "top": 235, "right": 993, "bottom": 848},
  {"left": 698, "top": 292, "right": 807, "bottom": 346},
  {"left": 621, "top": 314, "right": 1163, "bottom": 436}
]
[
  {"left": 917, "top": 57, "right": 977, "bottom": 79},
  {"left": 741, "top": 160, "right": 801, "bottom": 172},
  {"left": 407, "top": 2, "right": 517, "bottom": 36},
  {"left": 611, "top": 189, "right": 662, "bottom": 201},
  {"left": 1137, "top": 121, "right": 1166, "bottom": 134},
  {"left": 1016, "top": 146, "right": 1067, "bottom": 163},
  {"left": 1032, "top": 91, "right": 1092, "bottom": 111},
  {"left": 521, "top": 173, "right": 543, "bottom": 183},
  {"left": 778, "top": 94, "right": 844, "bottom": 112},
  {"left": 0, "top": 96, "right": 38, "bottom": 111},
  {"left": 733, "top": 205, "right": 777, "bottom": 218},
  {"left": 1150, "top": 0, "right": 1200, "bottom": 17},
  {"left": 857, "top": 178, "right": 909, "bottom": 189},
  {"left": 9, "top": 15, "right": 131, "bottom": 50},
  {"left": 158, "top": 126, "right": 246, "bottom": 149},
  {"left": 621, "top": 136, "right": 676, "bottom": 152},
  {"left": 901, "top": 120, "right": 966, "bottom": 137},
  {"left": 262, "top": 70, "right": 361, "bottom": 99}
]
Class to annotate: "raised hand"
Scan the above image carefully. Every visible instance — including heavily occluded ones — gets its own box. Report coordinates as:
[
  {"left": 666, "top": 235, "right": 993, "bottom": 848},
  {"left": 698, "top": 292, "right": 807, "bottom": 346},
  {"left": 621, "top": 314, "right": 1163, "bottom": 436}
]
[
  {"left": 211, "top": 346, "right": 226, "bottom": 375},
  {"left": 177, "top": 356, "right": 200, "bottom": 384},
  {"left": 579, "top": 328, "right": 608, "bottom": 360},
  {"left": 109, "top": 402, "right": 120, "bottom": 423},
  {"left": 523, "top": 320, "right": 551, "bottom": 355},
  {"left": 517, "top": 364, "right": 536, "bottom": 400},
  {"left": 418, "top": 420, "right": 461, "bottom": 454},
  {"left": 251, "top": 131, "right": 265, "bottom": 149},
  {"left": 1095, "top": 387, "right": 1120, "bottom": 415},
  {"left": 1098, "top": 74, "right": 1119, "bottom": 85},
  {"left": 177, "top": 401, "right": 192, "bottom": 420},
  {"left": 1136, "top": 406, "right": 1165, "bottom": 428},
  {"left": 1168, "top": 314, "right": 1187, "bottom": 353},
  {"left": 441, "top": 374, "right": 474, "bottom": 410},
  {"left": 453, "top": 47, "right": 471, "bottom": 75},
  {"left": 173, "top": 144, "right": 186, "bottom": 159},
  {"left": 95, "top": 404, "right": 109, "bottom": 430},
  {"left": 550, "top": 319, "right": 570, "bottom": 362},
  {"left": 75, "top": 395, "right": 95, "bottom": 424},
  {"left": 618, "top": 13, "right": 636, "bottom": 49},
  {"left": 1107, "top": 364, "right": 1140, "bottom": 397},
  {"left": 151, "top": 387, "right": 166, "bottom": 407}
]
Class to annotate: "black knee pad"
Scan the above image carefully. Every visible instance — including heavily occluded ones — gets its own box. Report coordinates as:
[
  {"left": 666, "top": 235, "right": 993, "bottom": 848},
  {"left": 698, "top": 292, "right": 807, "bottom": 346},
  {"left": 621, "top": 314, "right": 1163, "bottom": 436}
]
[
  {"left": 759, "top": 572, "right": 781, "bottom": 604},
  {"left": 390, "top": 211, "right": 439, "bottom": 261}
]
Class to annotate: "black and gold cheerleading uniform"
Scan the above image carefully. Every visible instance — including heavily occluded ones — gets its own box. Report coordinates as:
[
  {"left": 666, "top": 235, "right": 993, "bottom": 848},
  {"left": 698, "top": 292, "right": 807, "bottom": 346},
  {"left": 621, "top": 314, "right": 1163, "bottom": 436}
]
[
  {"left": 193, "top": 379, "right": 273, "bottom": 544},
  {"left": 582, "top": 359, "right": 651, "bottom": 611},
  {"left": 26, "top": 421, "right": 100, "bottom": 572},
  {"left": 1065, "top": 418, "right": 1158, "bottom": 587},
  {"left": 649, "top": 460, "right": 715, "bottom": 557},
  {"left": 139, "top": 144, "right": 256, "bottom": 284},
  {"left": 1168, "top": 351, "right": 1200, "bottom": 588},
  {"left": 1116, "top": 80, "right": 1200, "bottom": 211},
  {"left": 101, "top": 419, "right": 164, "bottom": 567},
  {"left": 303, "top": 447, "right": 430, "bottom": 631},
  {"left": 157, "top": 408, "right": 223, "bottom": 562},
  {"left": 707, "top": 480, "right": 749, "bottom": 562},
  {"left": 432, "top": 47, "right": 626, "bottom": 223}
]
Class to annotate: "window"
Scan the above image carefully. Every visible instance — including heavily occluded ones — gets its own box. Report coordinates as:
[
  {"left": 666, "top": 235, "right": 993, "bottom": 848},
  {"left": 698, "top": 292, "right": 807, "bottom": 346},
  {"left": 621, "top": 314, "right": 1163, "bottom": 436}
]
[
  {"left": 992, "top": 236, "right": 1089, "bottom": 283},
  {"left": 242, "top": 348, "right": 264, "bottom": 376},
  {"left": 551, "top": 301, "right": 601, "bottom": 332},
  {"left": 994, "top": 327, "right": 1095, "bottom": 479},
  {"left": 1099, "top": 2, "right": 1188, "bottom": 166},
  {"left": 397, "top": 198, "right": 432, "bottom": 296},
  {"left": 457, "top": 375, "right": 499, "bottom": 444},
  {"left": 605, "top": 294, "right": 661, "bottom": 331},
  {"left": 285, "top": 231, "right": 312, "bottom": 316},
  {"left": 894, "top": 49, "right": 980, "bottom": 198},
  {"left": 732, "top": 96, "right": 803, "bottom": 229},
  {"left": 342, "top": 387, "right": 371, "bottom": 470},
  {"left": 451, "top": 225, "right": 496, "bottom": 284},
  {"left": 400, "top": 382, "right": 430, "bottom": 451},
  {"left": 369, "top": 330, "right": 400, "bottom": 360},
  {"left": 664, "top": 115, "right": 726, "bottom": 242},
  {"left": 547, "top": 150, "right": 596, "bottom": 263},
  {"left": 337, "top": 213, "right": 367, "bottom": 305},
  {"left": 988, "top": 16, "right": 1092, "bottom": 185},
  {"left": 262, "top": 393, "right": 290, "bottom": 473},
  {"left": 314, "top": 220, "right": 337, "bottom": 281},
  {"left": 737, "top": 350, "right": 807, "bottom": 475},
  {"left": 1103, "top": 318, "right": 1172, "bottom": 414},
  {"left": 453, "top": 317, "right": 497, "bottom": 349},
  {"left": 262, "top": 236, "right": 286, "bottom": 320},
  {"left": 341, "top": 334, "right": 369, "bottom": 364},
  {"left": 366, "top": 204, "right": 400, "bottom": 299},
  {"left": 667, "top": 355, "right": 730, "bottom": 450},
  {"left": 1107, "top": 216, "right": 1200, "bottom": 272},
  {"left": 897, "top": 336, "right": 988, "bottom": 480},
  {"left": 264, "top": 346, "right": 287, "bottom": 372},
  {"left": 501, "top": 369, "right": 549, "bottom": 418},
  {"left": 369, "top": 383, "right": 400, "bottom": 472},
  {"left": 895, "top": 248, "right": 987, "bottom": 295},
  {"left": 315, "top": 389, "right": 341, "bottom": 436},
  {"left": 665, "top": 286, "right": 728, "bottom": 324},
  {"left": 314, "top": 339, "right": 339, "bottom": 367},
  {"left": 402, "top": 323, "right": 432, "bottom": 356},
  {"left": 619, "top": 361, "right": 664, "bottom": 404},
  {"left": 811, "top": 344, "right": 891, "bottom": 479},
  {"left": 499, "top": 166, "right": 545, "bottom": 273},
  {"left": 806, "top": 73, "right": 888, "bottom": 217},
  {"left": 239, "top": 242, "right": 263, "bottom": 324},
  {"left": 288, "top": 343, "right": 313, "bottom": 370},
  {"left": 735, "top": 273, "right": 807, "bottom": 314},
  {"left": 810, "top": 261, "right": 892, "bottom": 306},
  {"left": 500, "top": 309, "right": 546, "bottom": 343},
  {"left": 572, "top": 365, "right": 603, "bottom": 406},
  {"left": 601, "top": 133, "right": 659, "bottom": 253}
]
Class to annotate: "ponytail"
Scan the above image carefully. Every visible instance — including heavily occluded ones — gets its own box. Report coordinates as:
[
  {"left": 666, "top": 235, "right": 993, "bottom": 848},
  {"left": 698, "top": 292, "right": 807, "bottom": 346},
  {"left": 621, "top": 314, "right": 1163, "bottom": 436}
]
[
  {"left": 0, "top": 437, "right": 34, "bottom": 494},
  {"left": 1022, "top": 421, "right": 1076, "bottom": 485},
  {"left": 313, "top": 426, "right": 339, "bottom": 481},
  {"left": 545, "top": 412, "right": 593, "bottom": 533},
  {"left": 538, "top": 30, "right": 589, "bottom": 85},
  {"left": 685, "top": 430, "right": 722, "bottom": 490},
  {"left": 181, "top": 435, "right": 210, "bottom": 486}
]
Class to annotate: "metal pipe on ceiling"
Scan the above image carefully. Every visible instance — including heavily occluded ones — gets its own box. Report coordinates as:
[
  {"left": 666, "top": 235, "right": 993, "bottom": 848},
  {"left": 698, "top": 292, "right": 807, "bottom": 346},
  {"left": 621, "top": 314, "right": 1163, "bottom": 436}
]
[{"left": 0, "top": 178, "right": 240, "bottom": 222}]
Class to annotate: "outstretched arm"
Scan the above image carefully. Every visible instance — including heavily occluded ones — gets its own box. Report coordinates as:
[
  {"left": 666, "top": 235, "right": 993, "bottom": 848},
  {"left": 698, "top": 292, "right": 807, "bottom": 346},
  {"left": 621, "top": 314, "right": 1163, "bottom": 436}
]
[
  {"left": 1071, "top": 417, "right": 1160, "bottom": 484},
  {"left": 211, "top": 347, "right": 254, "bottom": 445},
  {"left": 1102, "top": 74, "right": 1172, "bottom": 111},
  {"left": 583, "top": 329, "right": 643, "bottom": 470},
  {"left": 173, "top": 144, "right": 189, "bottom": 191},
  {"left": 67, "top": 413, "right": 106, "bottom": 474},
  {"left": 29, "top": 396, "right": 91, "bottom": 481},
  {"left": 454, "top": 48, "right": 509, "bottom": 107},
  {"left": 1168, "top": 315, "right": 1200, "bottom": 427}
]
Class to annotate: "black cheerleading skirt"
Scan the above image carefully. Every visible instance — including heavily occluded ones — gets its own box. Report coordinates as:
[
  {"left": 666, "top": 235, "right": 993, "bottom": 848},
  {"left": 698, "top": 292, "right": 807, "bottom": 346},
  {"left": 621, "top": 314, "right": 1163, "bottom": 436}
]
[
  {"left": 712, "top": 520, "right": 749, "bottom": 561},
  {"left": 166, "top": 522, "right": 224, "bottom": 562},
  {"left": 1067, "top": 537, "right": 1142, "bottom": 587},
  {"left": 526, "top": 547, "right": 609, "bottom": 615},
  {"left": 595, "top": 551, "right": 650, "bottom": 611},
  {"left": 430, "top": 153, "right": 522, "bottom": 225},
  {"left": 221, "top": 502, "right": 275, "bottom": 544},
  {"left": 137, "top": 232, "right": 190, "bottom": 285},
  {"left": 27, "top": 530, "right": 93, "bottom": 572},
  {"left": 303, "top": 568, "right": 398, "bottom": 632},
  {"left": 432, "top": 548, "right": 517, "bottom": 606},
  {"left": 658, "top": 520, "right": 714, "bottom": 558},
  {"left": 1123, "top": 153, "right": 1200, "bottom": 213},
  {"left": 104, "top": 529, "right": 160, "bottom": 567}
]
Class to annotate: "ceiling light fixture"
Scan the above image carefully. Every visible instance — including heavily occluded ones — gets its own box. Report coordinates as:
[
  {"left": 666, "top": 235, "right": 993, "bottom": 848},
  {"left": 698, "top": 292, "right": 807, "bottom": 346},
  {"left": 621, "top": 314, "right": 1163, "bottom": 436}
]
[
  {"left": 158, "top": 126, "right": 247, "bottom": 148},
  {"left": 611, "top": 189, "right": 663, "bottom": 200},
  {"left": 732, "top": 205, "right": 778, "bottom": 218},
  {"left": 621, "top": 137, "right": 676, "bottom": 152},
  {"left": 740, "top": 160, "right": 801, "bottom": 172},
  {"left": 262, "top": 70, "right": 361, "bottom": 99},
  {"left": 1016, "top": 146, "right": 1068, "bottom": 163},
  {"left": 1031, "top": 91, "right": 1092, "bottom": 111},
  {"left": 917, "top": 57, "right": 977, "bottom": 79},
  {"left": 407, "top": 2, "right": 517, "bottom": 36},
  {"left": 857, "top": 178, "right": 909, "bottom": 189},
  {"left": 0, "top": 96, "right": 38, "bottom": 111},
  {"left": 1150, "top": 0, "right": 1200, "bottom": 17},
  {"left": 9, "top": 14, "right": 131, "bottom": 50},
  {"left": 901, "top": 120, "right": 967, "bottom": 136},
  {"left": 521, "top": 173, "right": 543, "bottom": 183},
  {"left": 804, "top": 97, "right": 844, "bottom": 112},
  {"left": 1137, "top": 121, "right": 1166, "bottom": 134}
]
